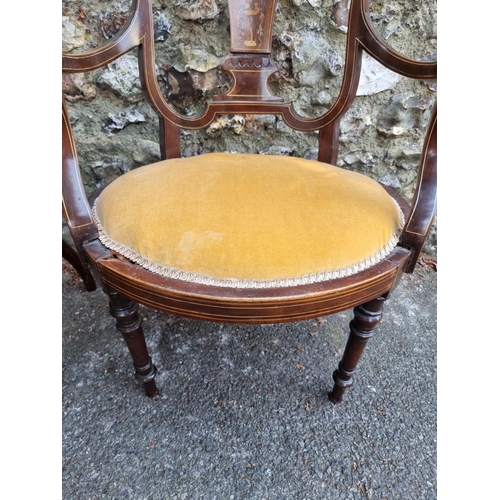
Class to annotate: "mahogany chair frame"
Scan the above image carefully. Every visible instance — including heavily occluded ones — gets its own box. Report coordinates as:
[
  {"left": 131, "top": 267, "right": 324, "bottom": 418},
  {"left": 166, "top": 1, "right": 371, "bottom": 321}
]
[{"left": 62, "top": 0, "right": 437, "bottom": 403}]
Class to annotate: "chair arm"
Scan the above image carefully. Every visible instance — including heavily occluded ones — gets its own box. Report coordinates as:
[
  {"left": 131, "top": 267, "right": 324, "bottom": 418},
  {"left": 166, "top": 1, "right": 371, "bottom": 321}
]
[
  {"left": 398, "top": 103, "right": 437, "bottom": 272},
  {"left": 62, "top": 100, "right": 98, "bottom": 257}
]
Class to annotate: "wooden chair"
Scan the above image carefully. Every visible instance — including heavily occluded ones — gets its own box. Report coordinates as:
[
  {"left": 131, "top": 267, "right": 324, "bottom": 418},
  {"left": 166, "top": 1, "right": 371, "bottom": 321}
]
[{"left": 62, "top": 0, "right": 436, "bottom": 403}]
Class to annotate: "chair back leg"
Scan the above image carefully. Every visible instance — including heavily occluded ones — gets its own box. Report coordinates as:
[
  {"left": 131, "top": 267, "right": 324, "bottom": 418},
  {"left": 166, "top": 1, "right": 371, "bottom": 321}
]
[{"left": 62, "top": 240, "right": 96, "bottom": 292}]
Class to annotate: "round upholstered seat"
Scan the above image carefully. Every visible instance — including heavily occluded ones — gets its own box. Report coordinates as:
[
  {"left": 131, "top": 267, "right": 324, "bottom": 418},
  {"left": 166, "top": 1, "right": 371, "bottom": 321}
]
[{"left": 93, "top": 153, "right": 404, "bottom": 288}]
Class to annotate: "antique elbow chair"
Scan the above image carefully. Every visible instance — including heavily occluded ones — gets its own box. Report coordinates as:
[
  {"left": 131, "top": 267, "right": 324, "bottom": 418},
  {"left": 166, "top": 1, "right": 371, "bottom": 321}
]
[{"left": 62, "top": 0, "right": 436, "bottom": 403}]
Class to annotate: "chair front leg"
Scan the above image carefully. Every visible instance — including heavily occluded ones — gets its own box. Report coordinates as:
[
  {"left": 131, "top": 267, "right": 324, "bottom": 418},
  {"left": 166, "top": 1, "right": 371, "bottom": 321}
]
[
  {"left": 106, "top": 288, "right": 159, "bottom": 397},
  {"left": 328, "top": 295, "right": 386, "bottom": 404}
]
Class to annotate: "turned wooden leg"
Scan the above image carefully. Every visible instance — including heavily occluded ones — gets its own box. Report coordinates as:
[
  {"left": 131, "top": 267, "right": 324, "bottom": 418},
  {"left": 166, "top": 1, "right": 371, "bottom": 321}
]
[
  {"left": 106, "top": 288, "right": 159, "bottom": 397},
  {"left": 328, "top": 296, "right": 386, "bottom": 404}
]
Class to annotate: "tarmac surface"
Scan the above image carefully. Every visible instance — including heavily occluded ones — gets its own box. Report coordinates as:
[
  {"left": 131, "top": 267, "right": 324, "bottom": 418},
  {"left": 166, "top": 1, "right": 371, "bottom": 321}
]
[{"left": 62, "top": 259, "right": 437, "bottom": 500}]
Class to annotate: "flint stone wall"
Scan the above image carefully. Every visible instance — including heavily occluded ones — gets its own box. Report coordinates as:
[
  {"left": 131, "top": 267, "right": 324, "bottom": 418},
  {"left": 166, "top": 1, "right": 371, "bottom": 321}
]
[{"left": 62, "top": 0, "right": 437, "bottom": 256}]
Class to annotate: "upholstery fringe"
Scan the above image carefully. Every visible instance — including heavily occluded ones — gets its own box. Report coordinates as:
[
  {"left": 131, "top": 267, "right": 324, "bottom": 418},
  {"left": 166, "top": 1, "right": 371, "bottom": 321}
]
[{"left": 92, "top": 203, "right": 405, "bottom": 289}]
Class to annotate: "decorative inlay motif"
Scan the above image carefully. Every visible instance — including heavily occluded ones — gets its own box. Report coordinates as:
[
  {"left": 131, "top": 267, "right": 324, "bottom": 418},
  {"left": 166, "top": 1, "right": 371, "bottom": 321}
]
[
  {"left": 229, "top": 0, "right": 275, "bottom": 53},
  {"left": 239, "top": 1, "right": 266, "bottom": 48},
  {"left": 226, "top": 56, "right": 274, "bottom": 69}
]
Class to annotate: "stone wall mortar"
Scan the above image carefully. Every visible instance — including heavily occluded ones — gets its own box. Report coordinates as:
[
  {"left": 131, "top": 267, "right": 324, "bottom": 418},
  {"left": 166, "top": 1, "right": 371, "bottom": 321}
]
[{"left": 62, "top": 0, "right": 437, "bottom": 256}]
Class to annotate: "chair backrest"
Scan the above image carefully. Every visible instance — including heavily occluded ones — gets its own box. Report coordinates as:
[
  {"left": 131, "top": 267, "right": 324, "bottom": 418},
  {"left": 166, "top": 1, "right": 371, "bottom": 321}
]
[{"left": 63, "top": 0, "right": 436, "bottom": 272}]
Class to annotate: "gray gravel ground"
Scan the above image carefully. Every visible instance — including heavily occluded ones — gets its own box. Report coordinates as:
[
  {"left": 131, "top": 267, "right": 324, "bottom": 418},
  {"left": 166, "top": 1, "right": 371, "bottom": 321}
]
[{"left": 62, "top": 260, "right": 437, "bottom": 500}]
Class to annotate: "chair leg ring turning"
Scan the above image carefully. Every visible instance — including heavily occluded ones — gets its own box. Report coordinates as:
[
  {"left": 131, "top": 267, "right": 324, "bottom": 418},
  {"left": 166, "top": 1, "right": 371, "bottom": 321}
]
[{"left": 329, "top": 365, "right": 355, "bottom": 404}]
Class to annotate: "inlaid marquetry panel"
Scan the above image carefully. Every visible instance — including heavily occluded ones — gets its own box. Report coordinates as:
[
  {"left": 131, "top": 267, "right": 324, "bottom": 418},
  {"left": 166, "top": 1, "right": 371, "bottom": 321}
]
[{"left": 228, "top": 0, "right": 277, "bottom": 53}]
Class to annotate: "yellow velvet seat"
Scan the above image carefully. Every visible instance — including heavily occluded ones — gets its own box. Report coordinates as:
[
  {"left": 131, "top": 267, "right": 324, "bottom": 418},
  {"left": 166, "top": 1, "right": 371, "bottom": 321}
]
[{"left": 93, "top": 153, "right": 404, "bottom": 289}]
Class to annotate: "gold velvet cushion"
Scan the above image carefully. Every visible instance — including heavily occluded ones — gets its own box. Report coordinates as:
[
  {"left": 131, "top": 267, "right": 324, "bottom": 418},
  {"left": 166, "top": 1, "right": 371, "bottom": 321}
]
[{"left": 93, "top": 153, "right": 404, "bottom": 288}]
